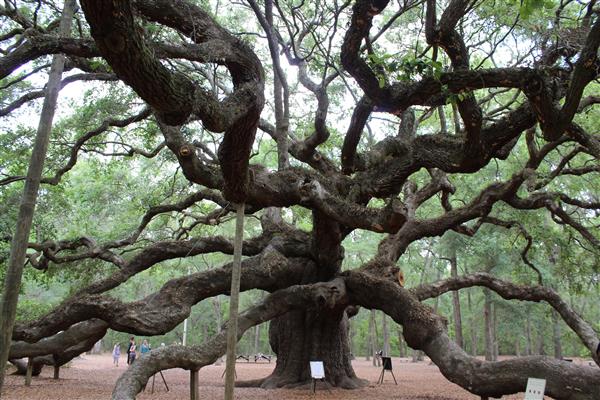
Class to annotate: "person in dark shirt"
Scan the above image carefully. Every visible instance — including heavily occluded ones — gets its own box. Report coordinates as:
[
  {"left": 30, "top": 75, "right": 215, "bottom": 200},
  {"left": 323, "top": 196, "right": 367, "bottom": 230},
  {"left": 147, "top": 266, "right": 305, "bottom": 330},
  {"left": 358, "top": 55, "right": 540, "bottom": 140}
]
[{"left": 126, "top": 336, "right": 136, "bottom": 365}]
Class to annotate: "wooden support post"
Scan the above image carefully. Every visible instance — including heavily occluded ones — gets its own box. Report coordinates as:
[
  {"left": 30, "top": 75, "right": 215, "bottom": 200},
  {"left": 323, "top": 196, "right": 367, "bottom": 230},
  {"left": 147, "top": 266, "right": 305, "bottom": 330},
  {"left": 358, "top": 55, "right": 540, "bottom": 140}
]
[
  {"left": 52, "top": 355, "right": 60, "bottom": 379},
  {"left": 0, "top": 1, "right": 77, "bottom": 394},
  {"left": 224, "top": 203, "right": 244, "bottom": 400},
  {"left": 190, "top": 369, "right": 199, "bottom": 400},
  {"left": 25, "top": 358, "right": 33, "bottom": 386}
]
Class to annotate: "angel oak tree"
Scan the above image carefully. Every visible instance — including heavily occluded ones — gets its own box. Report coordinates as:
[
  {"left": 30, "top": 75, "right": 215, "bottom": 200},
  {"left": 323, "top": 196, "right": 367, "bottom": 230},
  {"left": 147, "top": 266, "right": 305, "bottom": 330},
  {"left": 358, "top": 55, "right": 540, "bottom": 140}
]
[{"left": 1, "top": 0, "right": 600, "bottom": 399}]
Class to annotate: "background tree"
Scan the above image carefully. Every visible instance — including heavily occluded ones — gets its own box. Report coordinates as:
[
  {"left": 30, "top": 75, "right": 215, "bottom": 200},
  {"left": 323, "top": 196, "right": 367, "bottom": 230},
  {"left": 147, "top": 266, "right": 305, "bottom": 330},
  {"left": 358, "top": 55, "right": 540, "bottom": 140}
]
[{"left": 1, "top": 0, "right": 599, "bottom": 399}]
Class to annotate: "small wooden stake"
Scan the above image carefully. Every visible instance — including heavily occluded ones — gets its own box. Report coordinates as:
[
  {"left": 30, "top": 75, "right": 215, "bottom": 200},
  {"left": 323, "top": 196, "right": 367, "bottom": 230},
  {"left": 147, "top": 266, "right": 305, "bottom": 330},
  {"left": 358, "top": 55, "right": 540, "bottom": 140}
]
[{"left": 25, "top": 358, "right": 33, "bottom": 386}]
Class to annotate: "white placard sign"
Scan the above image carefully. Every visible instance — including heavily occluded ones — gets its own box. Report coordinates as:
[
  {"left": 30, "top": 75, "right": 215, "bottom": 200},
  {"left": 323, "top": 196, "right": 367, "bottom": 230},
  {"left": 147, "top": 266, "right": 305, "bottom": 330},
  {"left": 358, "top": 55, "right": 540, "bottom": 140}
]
[
  {"left": 310, "top": 361, "right": 325, "bottom": 379},
  {"left": 524, "top": 378, "right": 546, "bottom": 400}
]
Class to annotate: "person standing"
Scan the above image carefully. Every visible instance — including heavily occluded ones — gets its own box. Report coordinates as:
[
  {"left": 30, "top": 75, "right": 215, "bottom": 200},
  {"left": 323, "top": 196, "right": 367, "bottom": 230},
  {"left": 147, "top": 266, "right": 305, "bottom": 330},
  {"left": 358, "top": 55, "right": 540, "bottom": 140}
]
[
  {"left": 140, "top": 339, "right": 151, "bottom": 355},
  {"left": 127, "top": 336, "right": 136, "bottom": 365},
  {"left": 112, "top": 343, "right": 121, "bottom": 367}
]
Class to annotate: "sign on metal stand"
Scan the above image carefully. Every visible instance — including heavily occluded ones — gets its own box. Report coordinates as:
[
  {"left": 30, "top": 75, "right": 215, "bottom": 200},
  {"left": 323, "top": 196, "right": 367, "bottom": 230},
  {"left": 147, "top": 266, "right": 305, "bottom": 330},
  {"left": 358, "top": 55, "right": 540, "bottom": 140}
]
[
  {"left": 524, "top": 378, "right": 546, "bottom": 400},
  {"left": 377, "top": 356, "right": 397, "bottom": 385},
  {"left": 310, "top": 361, "right": 326, "bottom": 393}
]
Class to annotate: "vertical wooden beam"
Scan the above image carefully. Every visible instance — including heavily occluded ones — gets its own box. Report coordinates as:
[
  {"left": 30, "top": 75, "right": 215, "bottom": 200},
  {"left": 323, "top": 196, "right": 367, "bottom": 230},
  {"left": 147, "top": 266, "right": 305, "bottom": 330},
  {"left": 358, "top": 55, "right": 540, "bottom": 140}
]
[
  {"left": 224, "top": 203, "right": 244, "bottom": 400},
  {"left": 52, "top": 355, "right": 60, "bottom": 379},
  {"left": 190, "top": 369, "right": 199, "bottom": 400},
  {"left": 24, "top": 358, "right": 33, "bottom": 386},
  {"left": 0, "top": 1, "right": 77, "bottom": 394}
]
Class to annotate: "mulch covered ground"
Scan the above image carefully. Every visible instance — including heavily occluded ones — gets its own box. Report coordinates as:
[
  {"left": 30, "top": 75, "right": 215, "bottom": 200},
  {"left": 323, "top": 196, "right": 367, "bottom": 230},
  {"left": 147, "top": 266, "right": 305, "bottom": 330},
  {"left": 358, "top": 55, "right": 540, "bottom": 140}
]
[{"left": 3, "top": 354, "right": 538, "bottom": 399}]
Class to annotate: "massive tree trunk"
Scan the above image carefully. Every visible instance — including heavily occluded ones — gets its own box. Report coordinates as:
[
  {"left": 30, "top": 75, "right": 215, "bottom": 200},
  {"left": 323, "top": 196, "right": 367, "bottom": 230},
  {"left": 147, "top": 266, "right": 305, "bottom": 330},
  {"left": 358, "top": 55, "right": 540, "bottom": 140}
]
[
  {"left": 2, "top": 0, "right": 600, "bottom": 399},
  {"left": 110, "top": 271, "right": 600, "bottom": 400},
  {"left": 263, "top": 307, "right": 364, "bottom": 389}
]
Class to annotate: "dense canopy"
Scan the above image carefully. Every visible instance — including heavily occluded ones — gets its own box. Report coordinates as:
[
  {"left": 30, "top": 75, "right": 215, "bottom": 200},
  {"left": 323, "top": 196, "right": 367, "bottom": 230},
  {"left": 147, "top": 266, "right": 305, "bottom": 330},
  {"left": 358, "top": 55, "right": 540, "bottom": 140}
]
[{"left": 1, "top": 0, "right": 599, "bottom": 399}]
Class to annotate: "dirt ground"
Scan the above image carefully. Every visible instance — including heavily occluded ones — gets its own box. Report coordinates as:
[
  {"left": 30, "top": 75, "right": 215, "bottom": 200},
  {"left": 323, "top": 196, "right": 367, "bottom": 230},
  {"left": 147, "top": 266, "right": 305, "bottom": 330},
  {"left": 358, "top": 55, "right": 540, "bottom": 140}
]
[{"left": 3, "top": 354, "right": 552, "bottom": 399}]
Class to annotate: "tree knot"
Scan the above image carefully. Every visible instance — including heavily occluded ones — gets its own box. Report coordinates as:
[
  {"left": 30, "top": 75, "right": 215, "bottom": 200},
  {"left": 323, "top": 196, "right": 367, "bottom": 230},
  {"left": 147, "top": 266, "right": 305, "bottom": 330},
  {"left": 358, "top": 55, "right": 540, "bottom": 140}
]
[{"left": 179, "top": 144, "right": 193, "bottom": 157}]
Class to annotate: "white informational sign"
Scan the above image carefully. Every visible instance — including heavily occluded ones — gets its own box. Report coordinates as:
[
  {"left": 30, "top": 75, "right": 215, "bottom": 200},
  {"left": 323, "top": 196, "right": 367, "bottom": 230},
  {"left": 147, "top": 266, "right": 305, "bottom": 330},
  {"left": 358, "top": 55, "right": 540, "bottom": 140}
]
[
  {"left": 524, "top": 378, "right": 546, "bottom": 400},
  {"left": 310, "top": 361, "right": 325, "bottom": 379}
]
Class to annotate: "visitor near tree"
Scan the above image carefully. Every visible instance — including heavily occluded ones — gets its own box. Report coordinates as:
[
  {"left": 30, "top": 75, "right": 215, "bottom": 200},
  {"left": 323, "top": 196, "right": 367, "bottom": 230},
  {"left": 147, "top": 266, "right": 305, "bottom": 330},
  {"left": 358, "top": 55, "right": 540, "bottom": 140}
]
[
  {"left": 112, "top": 343, "right": 121, "bottom": 367},
  {"left": 141, "top": 339, "right": 151, "bottom": 355},
  {"left": 127, "top": 336, "right": 136, "bottom": 365}
]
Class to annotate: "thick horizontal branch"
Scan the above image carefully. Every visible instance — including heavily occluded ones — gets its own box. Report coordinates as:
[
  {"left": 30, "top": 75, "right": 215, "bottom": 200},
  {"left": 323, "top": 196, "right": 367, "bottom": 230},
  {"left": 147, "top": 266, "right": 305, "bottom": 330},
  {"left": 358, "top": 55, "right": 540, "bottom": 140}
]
[
  {"left": 348, "top": 103, "right": 536, "bottom": 195},
  {"left": 13, "top": 237, "right": 312, "bottom": 342},
  {"left": 377, "top": 169, "right": 527, "bottom": 261},
  {"left": 411, "top": 272, "right": 598, "bottom": 358},
  {"left": 343, "top": 270, "right": 600, "bottom": 399},
  {"left": 9, "top": 319, "right": 107, "bottom": 359}
]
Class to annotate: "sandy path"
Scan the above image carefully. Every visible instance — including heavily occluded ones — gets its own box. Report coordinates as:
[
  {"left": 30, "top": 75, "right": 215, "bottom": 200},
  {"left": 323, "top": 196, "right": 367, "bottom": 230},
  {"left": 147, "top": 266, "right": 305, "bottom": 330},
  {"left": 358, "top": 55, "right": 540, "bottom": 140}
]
[{"left": 3, "top": 354, "right": 529, "bottom": 399}]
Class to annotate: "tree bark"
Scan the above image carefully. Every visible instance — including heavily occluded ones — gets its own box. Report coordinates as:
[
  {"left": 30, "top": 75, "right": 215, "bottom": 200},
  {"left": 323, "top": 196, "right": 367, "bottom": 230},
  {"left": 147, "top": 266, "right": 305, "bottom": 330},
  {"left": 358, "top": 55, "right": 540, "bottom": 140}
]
[
  {"left": 111, "top": 270, "right": 600, "bottom": 400},
  {"left": 0, "top": 1, "right": 76, "bottom": 394},
  {"left": 264, "top": 307, "right": 364, "bottom": 389}
]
